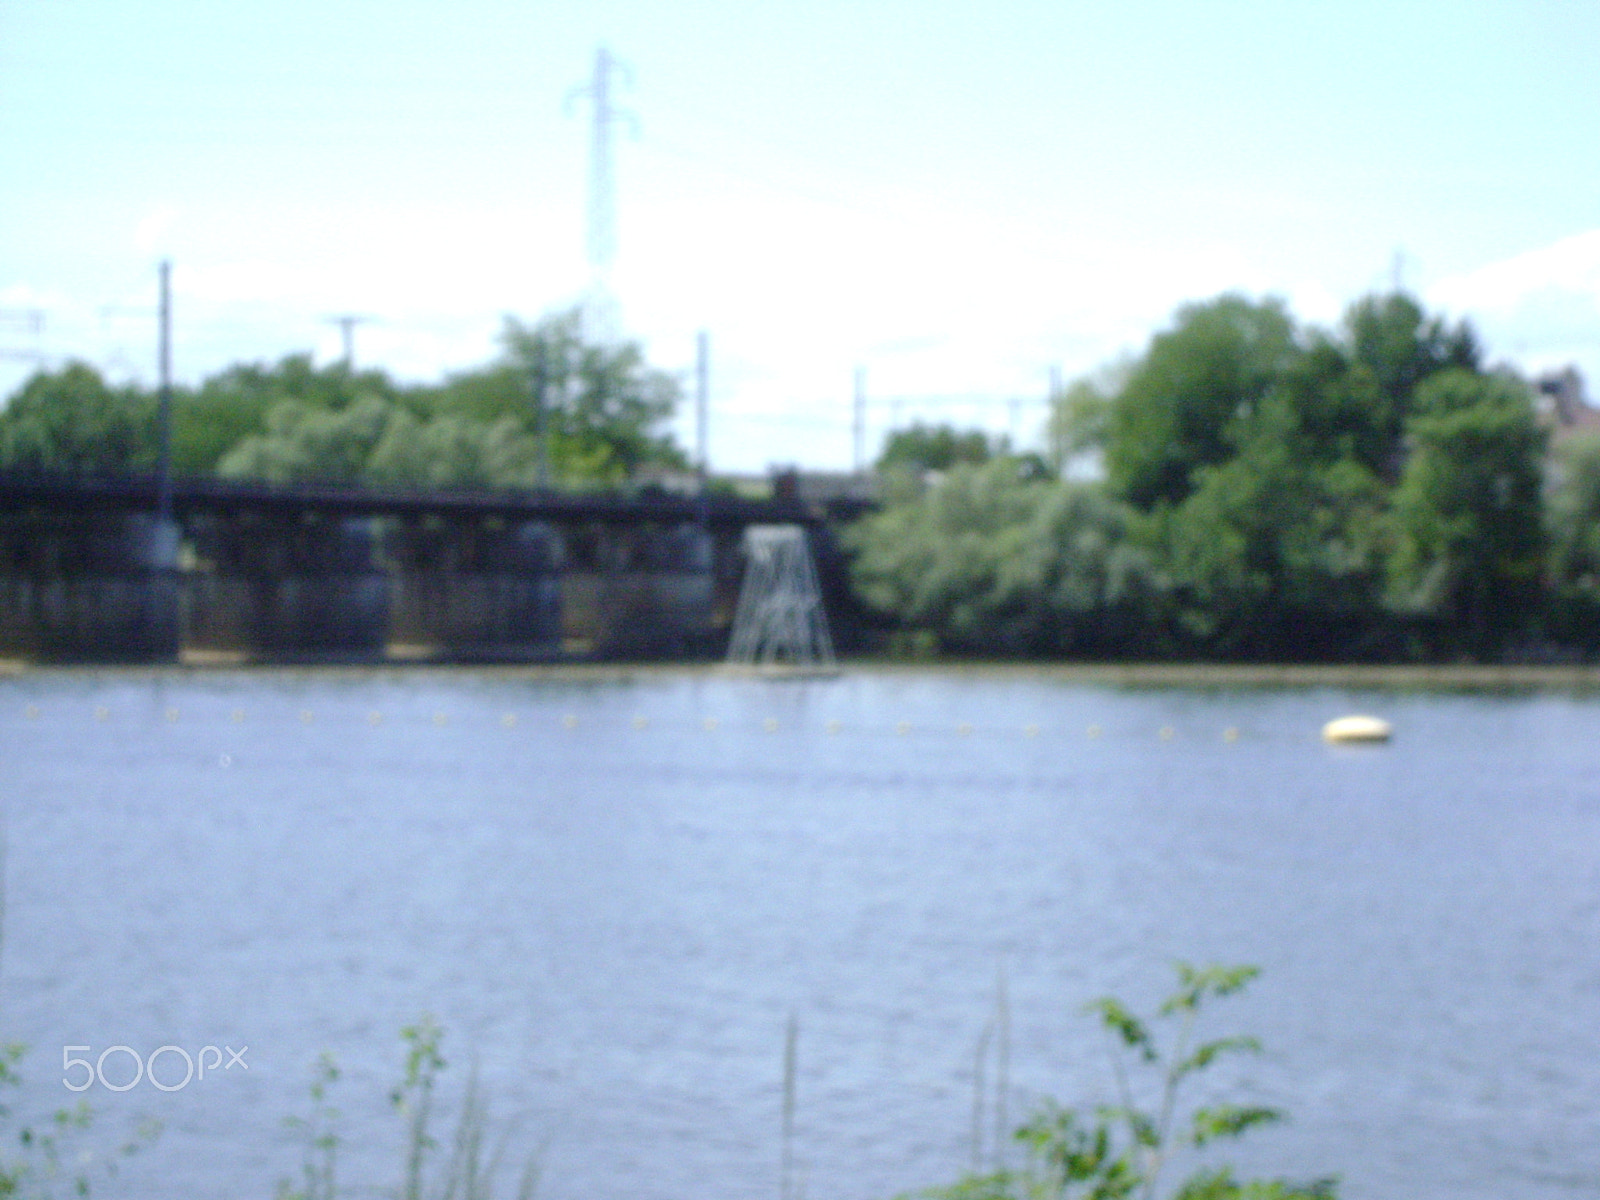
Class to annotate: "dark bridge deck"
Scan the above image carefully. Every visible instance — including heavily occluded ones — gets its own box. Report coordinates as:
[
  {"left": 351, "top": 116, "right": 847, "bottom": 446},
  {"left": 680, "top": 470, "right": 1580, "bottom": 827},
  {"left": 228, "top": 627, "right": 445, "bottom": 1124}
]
[{"left": 0, "top": 470, "right": 870, "bottom": 527}]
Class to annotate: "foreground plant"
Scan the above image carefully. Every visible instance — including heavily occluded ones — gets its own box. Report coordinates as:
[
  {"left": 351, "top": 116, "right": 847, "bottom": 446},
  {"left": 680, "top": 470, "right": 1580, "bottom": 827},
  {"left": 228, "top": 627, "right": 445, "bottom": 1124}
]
[
  {"left": 0, "top": 1040, "right": 159, "bottom": 1199},
  {"left": 913, "top": 965, "right": 1336, "bottom": 1200},
  {"left": 278, "top": 1018, "right": 538, "bottom": 1200}
]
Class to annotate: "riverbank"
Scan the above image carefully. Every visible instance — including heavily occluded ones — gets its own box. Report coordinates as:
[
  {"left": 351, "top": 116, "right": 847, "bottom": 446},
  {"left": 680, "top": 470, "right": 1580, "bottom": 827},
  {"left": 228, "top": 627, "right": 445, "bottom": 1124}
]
[{"left": 6, "top": 654, "right": 1600, "bottom": 691}]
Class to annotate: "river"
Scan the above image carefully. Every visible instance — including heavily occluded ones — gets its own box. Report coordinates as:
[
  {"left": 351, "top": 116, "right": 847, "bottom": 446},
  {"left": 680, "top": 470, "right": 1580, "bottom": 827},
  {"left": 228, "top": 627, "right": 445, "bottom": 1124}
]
[{"left": 2, "top": 667, "right": 1597, "bottom": 1199}]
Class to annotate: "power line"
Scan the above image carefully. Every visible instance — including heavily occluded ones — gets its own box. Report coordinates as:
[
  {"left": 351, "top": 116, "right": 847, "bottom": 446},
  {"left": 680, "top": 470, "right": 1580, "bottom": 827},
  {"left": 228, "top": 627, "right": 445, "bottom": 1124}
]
[
  {"left": 0, "top": 309, "right": 46, "bottom": 335},
  {"left": 0, "top": 308, "right": 48, "bottom": 371}
]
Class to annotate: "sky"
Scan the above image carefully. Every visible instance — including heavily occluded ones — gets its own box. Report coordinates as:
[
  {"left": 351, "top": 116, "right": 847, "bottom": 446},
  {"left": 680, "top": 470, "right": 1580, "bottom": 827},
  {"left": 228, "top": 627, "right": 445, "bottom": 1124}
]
[{"left": 3, "top": 0, "right": 1599, "bottom": 472}]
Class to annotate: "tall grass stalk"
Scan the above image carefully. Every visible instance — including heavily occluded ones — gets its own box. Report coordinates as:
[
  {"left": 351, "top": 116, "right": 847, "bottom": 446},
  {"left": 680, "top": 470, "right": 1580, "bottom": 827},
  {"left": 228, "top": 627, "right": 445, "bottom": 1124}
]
[
  {"left": 288, "top": 1022, "right": 539, "bottom": 1200},
  {"left": 393, "top": 1021, "right": 540, "bottom": 1200},
  {"left": 780, "top": 1012, "right": 798, "bottom": 1200},
  {"left": 992, "top": 963, "right": 1009, "bottom": 1177},
  {"left": 969, "top": 1019, "right": 990, "bottom": 1173}
]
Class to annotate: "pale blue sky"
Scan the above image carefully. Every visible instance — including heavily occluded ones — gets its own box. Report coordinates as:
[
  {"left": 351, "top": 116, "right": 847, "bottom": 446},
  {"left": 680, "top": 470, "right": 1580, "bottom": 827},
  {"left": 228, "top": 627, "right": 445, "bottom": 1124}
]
[{"left": 3, "top": 0, "right": 1598, "bottom": 469}]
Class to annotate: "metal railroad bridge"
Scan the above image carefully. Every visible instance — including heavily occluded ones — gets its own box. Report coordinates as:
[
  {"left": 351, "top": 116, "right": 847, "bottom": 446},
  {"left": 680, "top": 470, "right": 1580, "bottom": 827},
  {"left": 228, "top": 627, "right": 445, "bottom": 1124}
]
[{"left": 0, "top": 471, "right": 869, "bottom": 664}]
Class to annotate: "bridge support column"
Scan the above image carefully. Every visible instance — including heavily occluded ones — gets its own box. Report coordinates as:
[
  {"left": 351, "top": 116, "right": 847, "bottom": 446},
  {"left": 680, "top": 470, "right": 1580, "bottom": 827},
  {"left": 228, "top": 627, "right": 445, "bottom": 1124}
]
[
  {"left": 184, "top": 513, "right": 390, "bottom": 662},
  {"left": 560, "top": 522, "right": 715, "bottom": 658},
  {"left": 387, "top": 518, "right": 562, "bottom": 661},
  {"left": 0, "top": 511, "right": 181, "bottom": 662}
]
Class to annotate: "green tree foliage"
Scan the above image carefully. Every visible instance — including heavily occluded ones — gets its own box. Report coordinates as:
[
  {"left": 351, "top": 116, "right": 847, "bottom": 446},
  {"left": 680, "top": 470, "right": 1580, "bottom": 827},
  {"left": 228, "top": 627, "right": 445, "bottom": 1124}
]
[
  {"left": 1046, "top": 376, "right": 1115, "bottom": 473},
  {"left": 1150, "top": 444, "right": 1387, "bottom": 656},
  {"left": 1385, "top": 369, "right": 1545, "bottom": 655},
  {"left": 1342, "top": 293, "right": 1478, "bottom": 472},
  {"left": 1541, "top": 431, "right": 1600, "bottom": 652},
  {"left": 878, "top": 422, "right": 1001, "bottom": 475},
  {"left": 212, "top": 312, "right": 687, "bottom": 489},
  {"left": 217, "top": 393, "right": 395, "bottom": 483},
  {"left": 366, "top": 412, "right": 544, "bottom": 490},
  {"left": 847, "top": 460, "right": 1160, "bottom": 655},
  {"left": 909, "top": 966, "right": 1336, "bottom": 1200},
  {"left": 856, "top": 289, "right": 1559, "bottom": 662},
  {"left": 1144, "top": 334, "right": 1392, "bottom": 657},
  {"left": 0, "top": 362, "right": 157, "bottom": 475},
  {"left": 0, "top": 311, "right": 686, "bottom": 489},
  {"left": 1103, "top": 296, "right": 1297, "bottom": 508},
  {"left": 1546, "top": 431, "right": 1600, "bottom": 599},
  {"left": 174, "top": 355, "right": 405, "bottom": 475},
  {"left": 486, "top": 312, "right": 688, "bottom": 486},
  {"left": 1091, "top": 292, "right": 1518, "bottom": 658}
]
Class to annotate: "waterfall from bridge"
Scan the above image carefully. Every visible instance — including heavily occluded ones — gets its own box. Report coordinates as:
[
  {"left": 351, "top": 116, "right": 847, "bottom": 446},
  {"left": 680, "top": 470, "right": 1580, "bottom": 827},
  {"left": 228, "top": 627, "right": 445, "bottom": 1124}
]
[{"left": 725, "top": 524, "right": 836, "bottom": 671}]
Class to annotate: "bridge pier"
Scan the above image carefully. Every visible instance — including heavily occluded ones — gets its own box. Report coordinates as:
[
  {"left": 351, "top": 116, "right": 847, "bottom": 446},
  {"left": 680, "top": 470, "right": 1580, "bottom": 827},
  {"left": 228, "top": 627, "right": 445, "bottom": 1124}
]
[
  {"left": 560, "top": 522, "right": 717, "bottom": 658},
  {"left": 387, "top": 517, "right": 562, "bottom": 661},
  {"left": 184, "top": 512, "right": 390, "bottom": 661},
  {"left": 0, "top": 511, "right": 181, "bottom": 662}
]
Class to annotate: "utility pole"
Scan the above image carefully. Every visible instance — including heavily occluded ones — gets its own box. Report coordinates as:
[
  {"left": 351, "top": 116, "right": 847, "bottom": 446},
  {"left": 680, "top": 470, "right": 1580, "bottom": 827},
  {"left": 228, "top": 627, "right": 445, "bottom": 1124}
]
[
  {"left": 853, "top": 367, "right": 866, "bottom": 474},
  {"left": 1048, "top": 364, "right": 1064, "bottom": 473},
  {"left": 695, "top": 330, "right": 709, "bottom": 493},
  {"left": 531, "top": 339, "right": 551, "bottom": 489},
  {"left": 157, "top": 260, "right": 173, "bottom": 523},
  {"left": 325, "top": 314, "right": 371, "bottom": 368},
  {"left": 566, "top": 46, "right": 638, "bottom": 342}
]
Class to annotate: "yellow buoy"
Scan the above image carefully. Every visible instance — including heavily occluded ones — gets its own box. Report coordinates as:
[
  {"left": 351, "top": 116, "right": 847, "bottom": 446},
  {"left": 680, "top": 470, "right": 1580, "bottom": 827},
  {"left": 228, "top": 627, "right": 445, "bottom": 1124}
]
[{"left": 1322, "top": 715, "right": 1392, "bottom": 744}]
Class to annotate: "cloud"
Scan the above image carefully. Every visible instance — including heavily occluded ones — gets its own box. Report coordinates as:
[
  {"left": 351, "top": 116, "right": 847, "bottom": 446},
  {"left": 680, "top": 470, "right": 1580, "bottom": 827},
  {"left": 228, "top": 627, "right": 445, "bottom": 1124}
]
[
  {"left": 133, "top": 206, "right": 180, "bottom": 257},
  {"left": 1429, "top": 230, "right": 1600, "bottom": 315},
  {"left": 1427, "top": 230, "right": 1600, "bottom": 386}
]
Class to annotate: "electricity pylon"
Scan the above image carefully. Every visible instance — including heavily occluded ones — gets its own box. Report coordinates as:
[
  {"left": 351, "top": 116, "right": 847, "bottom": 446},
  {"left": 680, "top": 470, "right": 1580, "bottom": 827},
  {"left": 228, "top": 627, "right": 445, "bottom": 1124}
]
[
  {"left": 324, "top": 314, "right": 372, "bottom": 368},
  {"left": 566, "top": 45, "right": 638, "bottom": 343}
]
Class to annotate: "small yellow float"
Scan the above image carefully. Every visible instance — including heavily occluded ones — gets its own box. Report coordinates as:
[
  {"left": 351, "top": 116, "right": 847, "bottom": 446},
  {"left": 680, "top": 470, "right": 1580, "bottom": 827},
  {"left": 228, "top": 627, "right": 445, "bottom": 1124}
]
[{"left": 1322, "top": 714, "right": 1393, "bottom": 743}]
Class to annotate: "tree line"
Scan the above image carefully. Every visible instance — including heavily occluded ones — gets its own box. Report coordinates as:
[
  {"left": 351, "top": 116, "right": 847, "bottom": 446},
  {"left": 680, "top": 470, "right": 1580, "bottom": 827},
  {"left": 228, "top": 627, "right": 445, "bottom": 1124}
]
[
  {"left": 850, "top": 292, "right": 1600, "bottom": 662},
  {"left": 7, "top": 291, "right": 1600, "bottom": 662},
  {"left": 0, "top": 309, "right": 685, "bottom": 490}
]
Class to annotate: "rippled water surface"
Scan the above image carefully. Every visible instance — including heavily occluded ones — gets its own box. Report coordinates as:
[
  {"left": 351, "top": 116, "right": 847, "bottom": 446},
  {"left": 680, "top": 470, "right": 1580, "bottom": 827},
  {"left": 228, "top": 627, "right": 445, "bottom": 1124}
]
[{"left": 2, "top": 667, "right": 1598, "bottom": 1199}]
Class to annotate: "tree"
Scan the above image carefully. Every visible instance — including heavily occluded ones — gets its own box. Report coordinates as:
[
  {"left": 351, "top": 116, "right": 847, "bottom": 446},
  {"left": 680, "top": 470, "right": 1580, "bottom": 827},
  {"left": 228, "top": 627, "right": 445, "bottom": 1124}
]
[
  {"left": 1386, "top": 369, "right": 1546, "bottom": 655},
  {"left": 439, "top": 310, "right": 685, "bottom": 486},
  {"left": 1146, "top": 342, "right": 1391, "bottom": 658},
  {"left": 1150, "top": 454, "right": 1388, "bottom": 659},
  {"left": 847, "top": 460, "right": 1160, "bottom": 656},
  {"left": 1546, "top": 430, "right": 1600, "bottom": 599},
  {"left": 1088, "top": 291, "right": 1513, "bottom": 659},
  {"left": 0, "top": 362, "right": 156, "bottom": 475},
  {"left": 1541, "top": 430, "right": 1600, "bottom": 652},
  {"left": 174, "top": 355, "right": 405, "bottom": 475},
  {"left": 1, "top": 313, "right": 685, "bottom": 491},
  {"left": 1104, "top": 296, "right": 1298, "bottom": 509},
  {"left": 366, "top": 411, "right": 543, "bottom": 490},
  {"left": 878, "top": 422, "right": 1001, "bottom": 475},
  {"left": 1342, "top": 292, "right": 1478, "bottom": 476},
  {"left": 1046, "top": 376, "right": 1116, "bottom": 475},
  {"left": 215, "top": 394, "right": 395, "bottom": 484}
]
